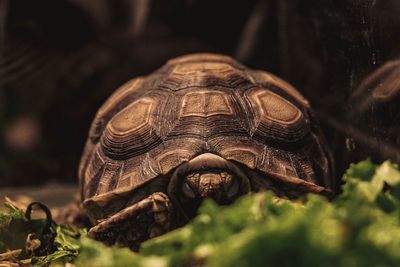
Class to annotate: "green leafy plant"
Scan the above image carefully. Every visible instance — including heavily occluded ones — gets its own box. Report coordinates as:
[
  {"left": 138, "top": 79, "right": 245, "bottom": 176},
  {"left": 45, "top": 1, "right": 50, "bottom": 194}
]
[
  {"left": 0, "top": 202, "right": 84, "bottom": 266},
  {"left": 2, "top": 160, "right": 400, "bottom": 267}
]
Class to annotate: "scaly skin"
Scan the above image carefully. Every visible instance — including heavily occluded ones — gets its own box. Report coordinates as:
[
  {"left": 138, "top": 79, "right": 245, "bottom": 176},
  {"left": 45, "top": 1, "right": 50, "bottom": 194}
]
[{"left": 88, "top": 192, "right": 173, "bottom": 251}]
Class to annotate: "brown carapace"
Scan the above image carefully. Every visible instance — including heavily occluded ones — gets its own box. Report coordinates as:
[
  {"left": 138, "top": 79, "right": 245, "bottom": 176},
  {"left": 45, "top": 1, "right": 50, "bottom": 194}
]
[{"left": 78, "top": 53, "right": 335, "bottom": 250}]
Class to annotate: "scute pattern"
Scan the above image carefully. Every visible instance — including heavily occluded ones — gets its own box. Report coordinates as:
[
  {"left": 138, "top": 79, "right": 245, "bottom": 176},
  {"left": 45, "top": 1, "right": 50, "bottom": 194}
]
[
  {"left": 158, "top": 61, "right": 249, "bottom": 90},
  {"left": 151, "top": 137, "right": 205, "bottom": 174},
  {"left": 220, "top": 147, "right": 259, "bottom": 169},
  {"left": 90, "top": 78, "right": 145, "bottom": 143},
  {"left": 80, "top": 53, "right": 334, "bottom": 203},
  {"left": 109, "top": 98, "right": 154, "bottom": 133},
  {"left": 251, "top": 90, "right": 301, "bottom": 123},
  {"left": 155, "top": 149, "right": 194, "bottom": 174},
  {"left": 181, "top": 90, "right": 234, "bottom": 117},
  {"left": 83, "top": 148, "right": 105, "bottom": 198},
  {"left": 245, "top": 88, "right": 307, "bottom": 143},
  {"left": 250, "top": 70, "right": 309, "bottom": 108},
  {"left": 101, "top": 97, "right": 162, "bottom": 160},
  {"left": 78, "top": 77, "right": 144, "bottom": 180}
]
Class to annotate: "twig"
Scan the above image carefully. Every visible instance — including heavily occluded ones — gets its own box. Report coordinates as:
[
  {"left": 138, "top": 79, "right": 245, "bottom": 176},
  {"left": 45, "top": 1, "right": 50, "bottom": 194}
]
[
  {"left": 131, "top": 0, "right": 151, "bottom": 39},
  {"left": 0, "top": 249, "right": 22, "bottom": 261},
  {"left": 235, "top": 0, "right": 268, "bottom": 61}
]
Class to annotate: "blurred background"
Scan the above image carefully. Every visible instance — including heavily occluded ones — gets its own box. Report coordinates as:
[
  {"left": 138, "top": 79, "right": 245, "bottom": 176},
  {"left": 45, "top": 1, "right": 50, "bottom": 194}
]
[{"left": 0, "top": 0, "right": 399, "bottom": 193}]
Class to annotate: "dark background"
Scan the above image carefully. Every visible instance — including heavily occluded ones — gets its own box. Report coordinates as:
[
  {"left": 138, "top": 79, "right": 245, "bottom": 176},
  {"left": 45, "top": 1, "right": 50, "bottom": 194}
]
[{"left": 1, "top": 0, "right": 400, "bottom": 188}]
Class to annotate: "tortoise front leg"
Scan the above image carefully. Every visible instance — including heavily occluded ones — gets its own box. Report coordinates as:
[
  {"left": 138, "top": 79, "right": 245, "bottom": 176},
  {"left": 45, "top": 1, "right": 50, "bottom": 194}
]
[{"left": 88, "top": 192, "right": 174, "bottom": 251}]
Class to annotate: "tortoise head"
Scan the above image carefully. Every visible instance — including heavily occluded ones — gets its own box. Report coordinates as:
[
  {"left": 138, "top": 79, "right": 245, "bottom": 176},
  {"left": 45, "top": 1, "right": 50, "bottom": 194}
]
[{"left": 168, "top": 153, "right": 251, "bottom": 218}]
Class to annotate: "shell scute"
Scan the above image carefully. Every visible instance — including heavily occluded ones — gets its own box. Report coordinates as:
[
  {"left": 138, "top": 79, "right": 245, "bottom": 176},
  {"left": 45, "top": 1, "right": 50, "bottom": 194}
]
[
  {"left": 221, "top": 147, "right": 259, "bottom": 169},
  {"left": 101, "top": 97, "right": 162, "bottom": 160},
  {"left": 155, "top": 149, "right": 193, "bottom": 174},
  {"left": 109, "top": 98, "right": 153, "bottom": 133},
  {"left": 180, "top": 90, "right": 234, "bottom": 117},
  {"left": 245, "top": 87, "right": 308, "bottom": 143}
]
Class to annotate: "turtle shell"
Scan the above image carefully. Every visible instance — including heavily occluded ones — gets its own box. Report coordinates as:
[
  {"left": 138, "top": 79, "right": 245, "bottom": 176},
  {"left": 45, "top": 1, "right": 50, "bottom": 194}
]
[{"left": 79, "top": 53, "right": 334, "bottom": 217}]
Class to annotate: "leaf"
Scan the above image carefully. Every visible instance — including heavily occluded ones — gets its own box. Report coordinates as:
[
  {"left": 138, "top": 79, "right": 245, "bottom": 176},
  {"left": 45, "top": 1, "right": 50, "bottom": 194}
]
[
  {"left": 76, "top": 237, "right": 168, "bottom": 267},
  {"left": 31, "top": 224, "right": 85, "bottom": 266}
]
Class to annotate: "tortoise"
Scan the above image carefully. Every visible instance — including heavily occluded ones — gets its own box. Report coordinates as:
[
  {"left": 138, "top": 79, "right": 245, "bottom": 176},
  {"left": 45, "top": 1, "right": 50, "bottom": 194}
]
[{"left": 78, "top": 53, "right": 335, "bottom": 250}]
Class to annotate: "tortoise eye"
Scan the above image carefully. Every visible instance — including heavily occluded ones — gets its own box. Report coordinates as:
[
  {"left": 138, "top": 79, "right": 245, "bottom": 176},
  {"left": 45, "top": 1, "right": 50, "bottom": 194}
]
[
  {"left": 226, "top": 179, "right": 239, "bottom": 198},
  {"left": 182, "top": 182, "right": 196, "bottom": 198}
]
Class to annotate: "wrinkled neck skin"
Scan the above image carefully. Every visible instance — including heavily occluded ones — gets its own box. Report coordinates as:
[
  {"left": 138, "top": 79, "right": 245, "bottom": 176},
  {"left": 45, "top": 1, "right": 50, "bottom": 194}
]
[{"left": 168, "top": 153, "right": 251, "bottom": 222}]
